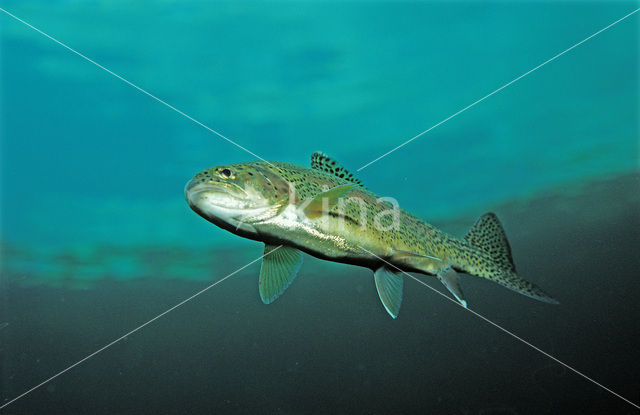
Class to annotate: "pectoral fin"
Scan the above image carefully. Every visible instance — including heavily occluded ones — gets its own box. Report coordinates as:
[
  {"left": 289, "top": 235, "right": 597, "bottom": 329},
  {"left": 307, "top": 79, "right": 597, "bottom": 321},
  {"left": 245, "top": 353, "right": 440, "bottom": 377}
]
[
  {"left": 437, "top": 266, "right": 467, "bottom": 308},
  {"left": 259, "top": 244, "right": 304, "bottom": 304},
  {"left": 374, "top": 266, "right": 404, "bottom": 319},
  {"left": 391, "top": 249, "right": 441, "bottom": 262},
  {"left": 302, "top": 184, "right": 357, "bottom": 219},
  {"left": 390, "top": 249, "right": 442, "bottom": 274}
]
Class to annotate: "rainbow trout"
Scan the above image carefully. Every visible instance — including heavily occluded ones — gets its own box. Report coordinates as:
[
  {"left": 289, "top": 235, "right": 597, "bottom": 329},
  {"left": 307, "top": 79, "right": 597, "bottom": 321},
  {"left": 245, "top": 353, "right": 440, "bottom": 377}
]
[{"left": 185, "top": 152, "right": 557, "bottom": 318}]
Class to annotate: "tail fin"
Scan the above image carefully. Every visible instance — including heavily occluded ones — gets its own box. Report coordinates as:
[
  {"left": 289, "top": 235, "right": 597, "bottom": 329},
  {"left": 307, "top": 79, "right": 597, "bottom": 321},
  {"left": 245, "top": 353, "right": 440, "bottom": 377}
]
[{"left": 465, "top": 213, "right": 559, "bottom": 304}]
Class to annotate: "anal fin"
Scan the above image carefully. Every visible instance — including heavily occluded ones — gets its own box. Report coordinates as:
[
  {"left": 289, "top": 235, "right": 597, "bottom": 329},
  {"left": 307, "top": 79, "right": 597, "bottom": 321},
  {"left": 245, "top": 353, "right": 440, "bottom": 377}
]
[
  {"left": 437, "top": 266, "right": 467, "bottom": 308},
  {"left": 259, "top": 244, "right": 303, "bottom": 304},
  {"left": 374, "top": 266, "right": 404, "bottom": 319}
]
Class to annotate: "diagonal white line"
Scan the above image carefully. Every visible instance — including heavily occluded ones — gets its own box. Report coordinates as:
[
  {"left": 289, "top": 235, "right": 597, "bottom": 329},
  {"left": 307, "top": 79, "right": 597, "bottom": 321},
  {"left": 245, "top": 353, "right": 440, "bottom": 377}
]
[
  {"left": 0, "top": 247, "right": 280, "bottom": 410},
  {"left": 357, "top": 245, "right": 640, "bottom": 410},
  {"left": 0, "top": 7, "right": 272, "bottom": 166},
  {"left": 2, "top": 2, "right": 638, "bottom": 411},
  {"left": 357, "top": 8, "right": 640, "bottom": 171}
]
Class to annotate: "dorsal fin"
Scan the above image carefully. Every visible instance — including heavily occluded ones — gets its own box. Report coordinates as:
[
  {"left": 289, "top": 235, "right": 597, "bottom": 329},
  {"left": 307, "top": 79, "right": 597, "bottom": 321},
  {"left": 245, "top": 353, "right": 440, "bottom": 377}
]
[{"left": 311, "top": 152, "right": 363, "bottom": 187}]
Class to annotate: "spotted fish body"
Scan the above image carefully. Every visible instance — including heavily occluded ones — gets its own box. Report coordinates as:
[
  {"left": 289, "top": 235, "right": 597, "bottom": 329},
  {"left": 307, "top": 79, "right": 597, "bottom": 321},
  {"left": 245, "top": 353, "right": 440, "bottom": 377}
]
[{"left": 185, "top": 152, "right": 557, "bottom": 318}]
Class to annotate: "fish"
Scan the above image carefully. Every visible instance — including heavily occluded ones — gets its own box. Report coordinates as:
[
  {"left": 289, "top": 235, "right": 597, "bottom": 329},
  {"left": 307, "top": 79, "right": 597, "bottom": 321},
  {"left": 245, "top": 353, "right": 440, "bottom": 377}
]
[{"left": 185, "top": 152, "right": 558, "bottom": 318}]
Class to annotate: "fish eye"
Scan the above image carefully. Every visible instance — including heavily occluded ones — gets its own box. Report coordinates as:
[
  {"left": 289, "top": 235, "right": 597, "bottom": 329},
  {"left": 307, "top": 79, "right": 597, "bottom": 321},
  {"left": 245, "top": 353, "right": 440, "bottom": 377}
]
[{"left": 218, "top": 168, "right": 233, "bottom": 179}]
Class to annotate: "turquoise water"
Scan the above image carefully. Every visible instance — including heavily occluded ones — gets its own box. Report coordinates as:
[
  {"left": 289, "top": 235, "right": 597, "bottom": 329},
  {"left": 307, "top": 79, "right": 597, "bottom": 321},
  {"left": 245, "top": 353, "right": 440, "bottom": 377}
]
[
  {"left": 1, "top": 2, "right": 639, "bottom": 414},
  {"left": 1, "top": 1, "right": 637, "bottom": 252}
]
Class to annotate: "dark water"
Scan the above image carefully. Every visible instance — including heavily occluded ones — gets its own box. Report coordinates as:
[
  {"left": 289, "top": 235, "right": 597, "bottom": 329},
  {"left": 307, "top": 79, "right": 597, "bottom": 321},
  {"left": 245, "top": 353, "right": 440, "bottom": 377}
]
[
  {"left": 1, "top": 1, "right": 639, "bottom": 414},
  {"left": 2, "top": 173, "right": 639, "bottom": 414}
]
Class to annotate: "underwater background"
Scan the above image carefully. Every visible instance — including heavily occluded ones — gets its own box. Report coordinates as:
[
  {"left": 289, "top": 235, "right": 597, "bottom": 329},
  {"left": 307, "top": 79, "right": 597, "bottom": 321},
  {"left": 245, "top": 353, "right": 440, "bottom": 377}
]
[{"left": 1, "top": 1, "right": 638, "bottom": 414}]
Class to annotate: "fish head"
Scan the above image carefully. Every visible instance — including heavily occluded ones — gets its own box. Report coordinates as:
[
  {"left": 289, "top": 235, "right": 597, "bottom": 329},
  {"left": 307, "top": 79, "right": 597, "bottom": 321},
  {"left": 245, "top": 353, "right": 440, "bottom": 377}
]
[{"left": 185, "top": 162, "right": 290, "bottom": 236}]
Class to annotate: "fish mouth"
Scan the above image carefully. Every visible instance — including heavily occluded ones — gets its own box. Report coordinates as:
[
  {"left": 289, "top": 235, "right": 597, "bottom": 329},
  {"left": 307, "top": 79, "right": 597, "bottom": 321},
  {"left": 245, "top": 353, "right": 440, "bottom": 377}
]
[
  {"left": 184, "top": 179, "right": 262, "bottom": 235},
  {"left": 184, "top": 180, "right": 246, "bottom": 206},
  {"left": 184, "top": 179, "right": 259, "bottom": 225}
]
